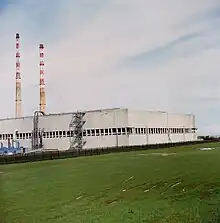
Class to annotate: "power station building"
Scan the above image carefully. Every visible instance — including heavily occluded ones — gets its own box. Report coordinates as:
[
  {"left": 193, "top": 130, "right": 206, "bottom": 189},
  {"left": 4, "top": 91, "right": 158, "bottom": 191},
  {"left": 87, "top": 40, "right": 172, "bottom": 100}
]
[
  {"left": 1, "top": 34, "right": 198, "bottom": 153},
  {"left": 0, "top": 108, "right": 197, "bottom": 151}
]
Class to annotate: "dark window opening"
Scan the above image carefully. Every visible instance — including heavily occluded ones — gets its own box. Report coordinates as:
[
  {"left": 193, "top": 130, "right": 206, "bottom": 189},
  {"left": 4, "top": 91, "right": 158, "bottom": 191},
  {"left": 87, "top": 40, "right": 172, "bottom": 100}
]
[
  {"left": 96, "top": 129, "right": 100, "bottom": 136},
  {"left": 112, "top": 128, "right": 117, "bottom": 135}
]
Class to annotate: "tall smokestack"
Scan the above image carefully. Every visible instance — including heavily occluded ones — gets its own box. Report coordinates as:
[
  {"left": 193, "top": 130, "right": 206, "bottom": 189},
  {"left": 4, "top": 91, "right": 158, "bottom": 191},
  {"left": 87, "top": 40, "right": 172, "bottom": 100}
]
[
  {"left": 39, "top": 43, "right": 46, "bottom": 113},
  {"left": 15, "top": 33, "right": 22, "bottom": 118}
]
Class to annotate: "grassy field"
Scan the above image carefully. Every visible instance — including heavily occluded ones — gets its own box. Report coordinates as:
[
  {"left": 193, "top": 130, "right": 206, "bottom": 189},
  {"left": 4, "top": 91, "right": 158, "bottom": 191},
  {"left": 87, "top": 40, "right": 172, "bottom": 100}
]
[{"left": 1, "top": 142, "right": 220, "bottom": 223}]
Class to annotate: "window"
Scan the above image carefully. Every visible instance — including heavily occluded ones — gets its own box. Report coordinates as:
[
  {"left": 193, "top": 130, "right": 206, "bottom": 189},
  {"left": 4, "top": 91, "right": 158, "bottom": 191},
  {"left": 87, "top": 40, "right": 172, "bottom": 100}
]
[
  {"left": 122, "top": 128, "right": 126, "bottom": 135},
  {"left": 96, "top": 129, "right": 100, "bottom": 136},
  {"left": 127, "top": 127, "right": 132, "bottom": 134},
  {"left": 91, "top": 129, "right": 95, "bottom": 136},
  {"left": 112, "top": 128, "right": 117, "bottom": 135},
  {"left": 109, "top": 128, "right": 112, "bottom": 135},
  {"left": 105, "top": 129, "right": 108, "bottom": 135},
  {"left": 192, "top": 128, "right": 196, "bottom": 133},
  {"left": 101, "top": 129, "right": 104, "bottom": 136},
  {"left": 117, "top": 128, "right": 121, "bottom": 135}
]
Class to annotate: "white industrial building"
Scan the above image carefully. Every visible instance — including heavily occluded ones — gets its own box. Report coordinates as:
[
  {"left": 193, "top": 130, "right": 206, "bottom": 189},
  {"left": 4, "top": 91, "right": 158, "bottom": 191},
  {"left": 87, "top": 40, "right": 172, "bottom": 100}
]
[{"left": 0, "top": 108, "right": 197, "bottom": 151}]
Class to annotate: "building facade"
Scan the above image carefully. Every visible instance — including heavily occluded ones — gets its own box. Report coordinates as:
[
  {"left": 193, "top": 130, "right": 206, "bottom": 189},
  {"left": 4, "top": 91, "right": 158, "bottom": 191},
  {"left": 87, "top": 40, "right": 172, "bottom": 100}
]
[{"left": 0, "top": 108, "right": 197, "bottom": 150}]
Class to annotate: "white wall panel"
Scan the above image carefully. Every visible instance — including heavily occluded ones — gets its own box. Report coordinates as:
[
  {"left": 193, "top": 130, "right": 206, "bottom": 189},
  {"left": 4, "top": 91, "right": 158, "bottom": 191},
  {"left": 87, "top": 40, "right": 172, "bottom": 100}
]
[
  {"left": 148, "top": 134, "right": 169, "bottom": 144},
  {"left": 128, "top": 110, "right": 167, "bottom": 127},
  {"left": 167, "top": 113, "right": 194, "bottom": 128},
  {"left": 84, "top": 108, "right": 128, "bottom": 129},
  {"left": 0, "top": 117, "right": 32, "bottom": 133},
  {"left": 129, "top": 135, "right": 146, "bottom": 146},
  {"left": 39, "top": 113, "right": 72, "bottom": 131},
  {"left": 84, "top": 135, "right": 128, "bottom": 149},
  {"left": 43, "top": 138, "right": 69, "bottom": 150}
]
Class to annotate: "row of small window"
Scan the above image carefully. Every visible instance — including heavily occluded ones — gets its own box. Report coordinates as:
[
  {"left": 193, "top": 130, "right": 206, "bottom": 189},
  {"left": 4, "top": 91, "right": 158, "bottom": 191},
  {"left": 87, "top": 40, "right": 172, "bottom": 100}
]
[{"left": 0, "top": 127, "right": 196, "bottom": 140}]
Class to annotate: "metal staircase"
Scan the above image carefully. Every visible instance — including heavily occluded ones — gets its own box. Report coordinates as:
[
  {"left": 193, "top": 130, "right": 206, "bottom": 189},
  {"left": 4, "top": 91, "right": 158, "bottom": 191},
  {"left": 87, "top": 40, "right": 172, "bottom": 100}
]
[
  {"left": 69, "top": 112, "right": 86, "bottom": 150},
  {"left": 31, "top": 111, "right": 45, "bottom": 150}
]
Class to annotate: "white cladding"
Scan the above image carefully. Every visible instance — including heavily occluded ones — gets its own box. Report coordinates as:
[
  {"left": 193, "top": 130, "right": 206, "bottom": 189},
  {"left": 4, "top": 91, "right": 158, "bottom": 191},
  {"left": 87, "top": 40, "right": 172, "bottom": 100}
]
[{"left": 0, "top": 108, "right": 197, "bottom": 150}]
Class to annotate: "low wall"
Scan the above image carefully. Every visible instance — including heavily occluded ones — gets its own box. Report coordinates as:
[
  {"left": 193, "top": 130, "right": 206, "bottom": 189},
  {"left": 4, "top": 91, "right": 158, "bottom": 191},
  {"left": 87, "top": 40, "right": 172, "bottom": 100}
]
[{"left": 0, "top": 140, "right": 215, "bottom": 165}]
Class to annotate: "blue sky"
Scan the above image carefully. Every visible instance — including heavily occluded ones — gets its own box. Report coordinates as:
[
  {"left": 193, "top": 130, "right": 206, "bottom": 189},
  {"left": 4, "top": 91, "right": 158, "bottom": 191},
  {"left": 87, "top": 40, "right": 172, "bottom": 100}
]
[
  {"left": 0, "top": 0, "right": 7, "bottom": 14},
  {"left": 0, "top": 0, "right": 7, "bottom": 7},
  {"left": 0, "top": 0, "right": 220, "bottom": 135}
]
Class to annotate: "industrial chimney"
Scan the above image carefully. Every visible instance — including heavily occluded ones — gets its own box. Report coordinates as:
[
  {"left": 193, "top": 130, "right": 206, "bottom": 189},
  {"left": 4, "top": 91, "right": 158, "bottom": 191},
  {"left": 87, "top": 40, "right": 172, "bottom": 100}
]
[
  {"left": 39, "top": 43, "right": 46, "bottom": 113},
  {"left": 15, "top": 33, "right": 22, "bottom": 118}
]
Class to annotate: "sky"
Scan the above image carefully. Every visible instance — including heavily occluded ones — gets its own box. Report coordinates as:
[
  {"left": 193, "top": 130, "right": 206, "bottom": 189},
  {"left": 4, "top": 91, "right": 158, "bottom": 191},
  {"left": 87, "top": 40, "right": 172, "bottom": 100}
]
[{"left": 0, "top": 0, "right": 220, "bottom": 135}]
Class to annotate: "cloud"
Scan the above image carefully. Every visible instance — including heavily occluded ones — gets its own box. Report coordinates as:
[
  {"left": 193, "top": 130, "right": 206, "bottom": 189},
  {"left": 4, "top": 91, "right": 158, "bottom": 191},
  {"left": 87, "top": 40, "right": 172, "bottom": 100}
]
[
  {"left": 0, "top": 0, "right": 220, "bottom": 135},
  {"left": 123, "top": 24, "right": 220, "bottom": 68}
]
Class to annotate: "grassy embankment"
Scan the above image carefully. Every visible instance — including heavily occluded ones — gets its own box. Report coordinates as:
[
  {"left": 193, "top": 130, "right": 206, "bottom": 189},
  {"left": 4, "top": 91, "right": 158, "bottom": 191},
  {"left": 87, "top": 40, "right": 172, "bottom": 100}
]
[{"left": 1, "top": 142, "right": 220, "bottom": 222}]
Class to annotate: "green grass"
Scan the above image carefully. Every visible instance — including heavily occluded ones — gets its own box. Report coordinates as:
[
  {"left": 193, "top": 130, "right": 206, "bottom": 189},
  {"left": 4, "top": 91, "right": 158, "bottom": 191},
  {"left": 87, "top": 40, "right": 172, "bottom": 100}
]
[{"left": 1, "top": 142, "right": 220, "bottom": 223}]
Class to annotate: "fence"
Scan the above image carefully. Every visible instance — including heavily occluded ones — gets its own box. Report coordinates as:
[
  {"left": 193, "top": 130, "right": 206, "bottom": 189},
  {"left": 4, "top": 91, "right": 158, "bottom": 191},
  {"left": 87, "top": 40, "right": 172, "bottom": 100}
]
[{"left": 0, "top": 140, "right": 215, "bottom": 165}]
